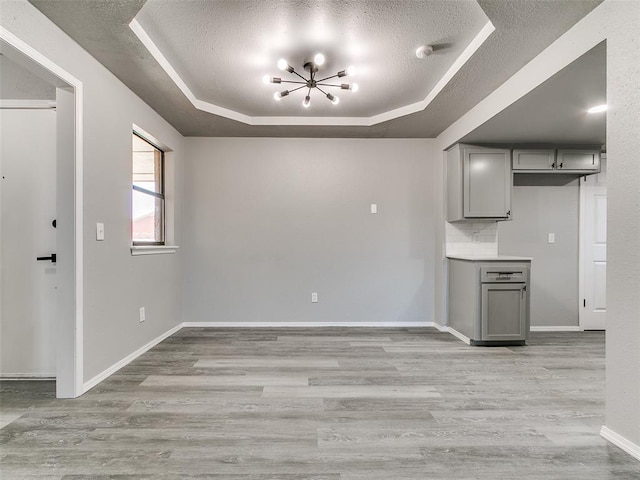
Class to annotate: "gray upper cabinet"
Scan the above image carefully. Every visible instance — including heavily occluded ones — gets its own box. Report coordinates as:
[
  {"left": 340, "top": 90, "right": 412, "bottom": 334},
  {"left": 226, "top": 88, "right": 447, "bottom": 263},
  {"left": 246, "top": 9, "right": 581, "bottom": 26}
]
[
  {"left": 512, "top": 149, "right": 555, "bottom": 170},
  {"left": 556, "top": 149, "right": 600, "bottom": 172},
  {"left": 513, "top": 148, "right": 600, "bottom": 173},
  {"left": 447, "top": 144, "right": 512, "bottom": 222}
]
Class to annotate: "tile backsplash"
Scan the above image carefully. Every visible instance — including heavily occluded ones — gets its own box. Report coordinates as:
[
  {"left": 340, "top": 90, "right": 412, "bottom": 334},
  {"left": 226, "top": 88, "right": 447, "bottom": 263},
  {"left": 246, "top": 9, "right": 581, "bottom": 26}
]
[{"left": 446, "top": 221, "right": 498, "bottom": 256}]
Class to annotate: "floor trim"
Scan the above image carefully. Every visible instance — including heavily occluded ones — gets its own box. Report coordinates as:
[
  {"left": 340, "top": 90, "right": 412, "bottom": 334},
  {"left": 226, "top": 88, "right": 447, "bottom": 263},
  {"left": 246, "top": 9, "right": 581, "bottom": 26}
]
[
  {"left": 0, "top": 374, "right": 55, "bottom": 380},
  {"left": 601, "top": 426, "right": 640, "bottom": 462},
  {"left": 181, "top": 322, "right": 436, "bottom": 328},
  {"left": 81, "top": 323, "right": 183, "bottom": 394},
  {"left": 530, "top": 326, "right": 582, "bottom": 332},
  {"left": 445, "top": 327, "right": 472, "bottom": 345}
]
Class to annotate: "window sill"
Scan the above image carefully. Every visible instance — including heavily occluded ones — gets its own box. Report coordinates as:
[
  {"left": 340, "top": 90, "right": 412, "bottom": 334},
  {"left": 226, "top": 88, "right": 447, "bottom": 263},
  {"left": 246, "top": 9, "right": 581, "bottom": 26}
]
[{"left": 131, "top": 245, "right": 179, "bottom": 256}]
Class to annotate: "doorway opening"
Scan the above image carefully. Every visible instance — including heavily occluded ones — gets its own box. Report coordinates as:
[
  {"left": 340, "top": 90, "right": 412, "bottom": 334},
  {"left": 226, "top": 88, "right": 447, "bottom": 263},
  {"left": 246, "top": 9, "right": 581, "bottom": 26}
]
[
  {"left": 579, "top": 156, "right": 607, "bottom": 330},
  {"left": 1, "top": 28, "right": 83, "bottom": 398}
]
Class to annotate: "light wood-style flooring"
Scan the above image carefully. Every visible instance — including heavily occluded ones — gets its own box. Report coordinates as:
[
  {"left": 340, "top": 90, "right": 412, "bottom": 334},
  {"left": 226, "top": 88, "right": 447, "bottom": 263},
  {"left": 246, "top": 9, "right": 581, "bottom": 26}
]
[{"left": 1, "top": 328, "right": 639, "bottom": 479}]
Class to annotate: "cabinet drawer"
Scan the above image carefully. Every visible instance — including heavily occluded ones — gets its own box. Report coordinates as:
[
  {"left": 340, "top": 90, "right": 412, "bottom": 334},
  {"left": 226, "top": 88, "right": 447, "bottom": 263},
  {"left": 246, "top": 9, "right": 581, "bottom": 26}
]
[
  {"left": 480, "top": 266, "right": 528, "bottom": 283},
  {"left": 512, "top": 149, "right": 555, "bottom": 170}
]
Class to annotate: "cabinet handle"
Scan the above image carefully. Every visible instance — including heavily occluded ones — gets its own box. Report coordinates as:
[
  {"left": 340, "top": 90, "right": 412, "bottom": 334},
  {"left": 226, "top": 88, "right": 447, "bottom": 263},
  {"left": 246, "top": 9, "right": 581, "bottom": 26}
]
[
  {"left": 551, "top": 162, "right": 556, "bottom": 168},
  {"left": 559, "top": 162, "right": 563, "bottom": 168},
  {"left": 506, "top": 210, "right": 511, "bottom": 217},
  {"left": 37, "top": 253, "right": 57, "bottom": 263}
]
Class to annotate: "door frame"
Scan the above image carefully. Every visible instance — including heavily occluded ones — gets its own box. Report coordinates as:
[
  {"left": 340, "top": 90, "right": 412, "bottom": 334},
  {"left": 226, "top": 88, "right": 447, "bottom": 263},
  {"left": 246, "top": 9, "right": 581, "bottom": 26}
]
[
  {"left": 578, "top": 155, "right": 606, "bottom": 331},
  {"left": 1, "top": 27, "right": 84, "bottom": 398}
]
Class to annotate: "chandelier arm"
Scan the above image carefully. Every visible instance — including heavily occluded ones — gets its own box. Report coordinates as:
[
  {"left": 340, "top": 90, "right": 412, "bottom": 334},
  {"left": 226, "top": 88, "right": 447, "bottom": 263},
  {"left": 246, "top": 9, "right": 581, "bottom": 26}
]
[
  {"left": 279, "top": 80, "right": 308, "bottom": 85},
  {"left": 288, "top": 85, "right": 307, "bottom": 94},
  {"left": 315, "top": 85, "right": 329, "bottom": 96},
  {"left": 316, "top": 74, "right": 339, "bottom": 83},
  {"left": 290, "top": 70, "right": 308, "bottom": 82},
  {"left": 316, "top": 83, "right": 342, "bottom": 88}
]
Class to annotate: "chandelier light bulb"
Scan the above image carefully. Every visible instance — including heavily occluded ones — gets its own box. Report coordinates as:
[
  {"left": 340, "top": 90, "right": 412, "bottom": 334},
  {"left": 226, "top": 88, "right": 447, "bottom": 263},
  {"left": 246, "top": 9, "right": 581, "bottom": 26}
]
[
  {"left": 351, "top": 82, "right": 359, "bottom": 93},
  {"left": 277, "top": 58, "right": 288, "bottom": 71},
  {"left": 314, "top": 53, "right": 325, "bottom": 66},
  {"left": 329, "top": 94, "right": 340, "bottom": 105},
  {"left": 302, "top": 95, "right": 311, "bottom": 108},
  {"left": 346, "top": 65, "right": 356, "bottom": 76},
  {"left": 263, "top": 74, "right": 271, "bottom": 84},
  {"left": 274, "top": 91, "right": 282, "bottom": 101}
]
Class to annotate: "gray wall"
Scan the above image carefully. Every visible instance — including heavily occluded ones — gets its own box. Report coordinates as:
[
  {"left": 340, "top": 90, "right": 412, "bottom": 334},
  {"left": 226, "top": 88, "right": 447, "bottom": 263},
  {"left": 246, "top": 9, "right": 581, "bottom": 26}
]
[
  {"left": 498, "top": 175, "right": 580, "bottom": 327},
  {"left": 0, "top": 55, "right": 55, "bottom": 100},
  {"left": 183, "top": 138, "right": 436, "bottom": 325},
  {"left": 605, "top": 0, "right": 640, "bottom": 450},
  {"left": 1, "top": 1, "right": 185, "bottom": 383}
]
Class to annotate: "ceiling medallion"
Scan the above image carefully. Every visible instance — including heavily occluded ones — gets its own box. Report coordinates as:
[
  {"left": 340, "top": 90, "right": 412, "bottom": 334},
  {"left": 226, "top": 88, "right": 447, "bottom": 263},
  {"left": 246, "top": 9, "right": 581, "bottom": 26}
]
[{"left": 263, "top": 53, "right": 358, "bottom": 108}]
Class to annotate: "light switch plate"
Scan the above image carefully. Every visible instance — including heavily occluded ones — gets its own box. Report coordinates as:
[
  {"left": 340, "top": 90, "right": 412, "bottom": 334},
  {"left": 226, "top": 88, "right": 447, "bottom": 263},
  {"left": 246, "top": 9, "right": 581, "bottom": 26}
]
[
  {"left": 548, "top": 233, "right": 555, "bottom": 244},
  {"left": 96, "top": 222, "right": 105, "bottom": 241},
  {"left": 311, "top": 292, "right": 318, "bottom": 303},
  {"left": 371, "top": 203, "right": 378, "bottom": 214}
]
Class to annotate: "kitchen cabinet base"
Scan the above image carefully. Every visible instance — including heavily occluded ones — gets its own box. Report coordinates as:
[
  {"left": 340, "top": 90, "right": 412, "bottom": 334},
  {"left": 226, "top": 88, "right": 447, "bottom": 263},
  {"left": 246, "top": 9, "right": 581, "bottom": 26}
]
[{"left": 470, "top": 339, "right": 526, "bottom": 347}]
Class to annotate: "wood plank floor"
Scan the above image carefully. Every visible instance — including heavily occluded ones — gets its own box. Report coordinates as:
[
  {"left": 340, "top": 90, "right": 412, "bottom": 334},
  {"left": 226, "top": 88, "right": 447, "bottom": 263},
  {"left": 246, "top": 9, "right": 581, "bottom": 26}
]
[{"left": 1, "top": 328, "right": 639, "bottom": 479}]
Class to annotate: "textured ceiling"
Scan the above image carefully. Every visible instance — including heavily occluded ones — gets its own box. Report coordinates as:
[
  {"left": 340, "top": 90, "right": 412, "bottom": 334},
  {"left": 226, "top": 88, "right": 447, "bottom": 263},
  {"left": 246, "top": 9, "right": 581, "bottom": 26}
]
[
  {"left": 29, "top": 0, "right": 603, "bottom": 138},
  {"left": 461, "top": 41, "right": 606, "bottom": 145},
  {"left": 134, "top": 0, "right": 487, "bottom": 118}
]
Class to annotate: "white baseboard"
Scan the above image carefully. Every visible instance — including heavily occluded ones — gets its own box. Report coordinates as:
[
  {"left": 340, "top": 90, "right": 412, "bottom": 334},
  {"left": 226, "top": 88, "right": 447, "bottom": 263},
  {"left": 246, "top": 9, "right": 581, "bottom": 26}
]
[
  {"left": 601, "top": 426, "right": 640, "bottom": 461},
  {"left": 0, "top": 374, "right": 55, "bottom": 380},
  {"left": 445, "top": 327, "right": 471, "bottom": 345},
  {"left": 530, "top": 326, "right": 582, "bottom": 332},
  {"left": 181, "top": 321, "right": 436, "bottom": 328},
  {"left": 433, "top": 323, "right": 449, "bottom": 332},
  {"left": 82, "top": 323, "right": 182, "bottom": 393}
]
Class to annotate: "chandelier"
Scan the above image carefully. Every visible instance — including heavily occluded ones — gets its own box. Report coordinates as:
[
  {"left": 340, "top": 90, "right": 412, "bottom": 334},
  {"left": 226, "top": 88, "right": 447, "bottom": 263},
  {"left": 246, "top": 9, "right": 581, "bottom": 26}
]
[{"left": 263, "top": 53, "right": 358, "bottom": 108}]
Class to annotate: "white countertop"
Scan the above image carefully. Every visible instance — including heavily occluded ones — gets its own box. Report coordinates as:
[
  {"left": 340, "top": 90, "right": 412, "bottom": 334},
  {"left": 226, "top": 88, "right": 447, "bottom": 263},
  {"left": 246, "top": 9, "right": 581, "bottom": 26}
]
[{"left": 447, "top": 255, "right": 533, "bottom": 261}]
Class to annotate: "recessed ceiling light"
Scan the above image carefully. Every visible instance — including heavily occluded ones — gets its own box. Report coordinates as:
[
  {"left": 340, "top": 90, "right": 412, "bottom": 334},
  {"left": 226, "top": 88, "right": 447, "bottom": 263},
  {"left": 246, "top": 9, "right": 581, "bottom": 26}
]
[{"left": 588, "top": 104, "right": 607, "bottom": 113}]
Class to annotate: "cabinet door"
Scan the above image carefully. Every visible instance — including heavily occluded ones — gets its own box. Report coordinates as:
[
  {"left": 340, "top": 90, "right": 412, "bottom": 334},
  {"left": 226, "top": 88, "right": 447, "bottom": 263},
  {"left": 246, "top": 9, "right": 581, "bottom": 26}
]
[
  {"left": 463, "top": 146, "right": 511, "bottom": 218},
  {"left": 512, "top": 149, "right": 555, "bottom": 170},
  {"left": 557, "top": 149, "right": 600, "bottom": 172},
  {"left": 481, "top": 283, "right": 527, "bottom": 341}
]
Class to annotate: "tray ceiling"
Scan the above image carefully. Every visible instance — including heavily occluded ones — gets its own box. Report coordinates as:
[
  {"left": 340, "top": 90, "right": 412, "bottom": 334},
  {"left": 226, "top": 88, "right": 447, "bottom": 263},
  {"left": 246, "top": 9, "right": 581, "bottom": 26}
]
[
  {"left": 28, "top": 0, "right": 603, "bottom": 138},
  {"left": 133, "top": 0, "right": 489, "bottom": 124}
]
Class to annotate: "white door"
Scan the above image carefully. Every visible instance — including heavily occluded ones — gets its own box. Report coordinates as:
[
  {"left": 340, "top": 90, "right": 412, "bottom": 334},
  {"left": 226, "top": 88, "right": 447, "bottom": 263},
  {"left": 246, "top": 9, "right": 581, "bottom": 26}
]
[
  {"left": 0, "top": 108, "right": 57, "bottom": 376},
  {"left": 580, "top": 158, "right": 607, "bottom": 330}
]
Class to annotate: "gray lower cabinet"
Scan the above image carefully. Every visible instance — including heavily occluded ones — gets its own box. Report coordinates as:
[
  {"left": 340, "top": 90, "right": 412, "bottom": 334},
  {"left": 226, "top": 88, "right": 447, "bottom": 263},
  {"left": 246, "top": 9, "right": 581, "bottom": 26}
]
[
  {"left": 481, "top": 283, "right": 528, "bottom": 342},
  {"left": 448, "top": 258, "right": 531, "bottom": 346},
  {"left": 447, "top": 144, "right": 512, "bottom": 222}
]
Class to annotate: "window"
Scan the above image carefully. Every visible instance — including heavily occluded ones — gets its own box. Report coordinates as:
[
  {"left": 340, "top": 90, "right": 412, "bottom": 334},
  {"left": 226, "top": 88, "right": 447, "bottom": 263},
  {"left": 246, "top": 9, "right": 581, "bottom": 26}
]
[{"left": 132, "top": 132, "right": 165, "bottom": 245}]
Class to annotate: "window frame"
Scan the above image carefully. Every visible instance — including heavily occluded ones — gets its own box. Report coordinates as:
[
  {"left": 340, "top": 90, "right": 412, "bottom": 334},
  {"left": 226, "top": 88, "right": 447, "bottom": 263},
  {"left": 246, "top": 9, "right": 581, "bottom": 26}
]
[{"left": 132, "top": 131, "right": 166, "bottom": 246}]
